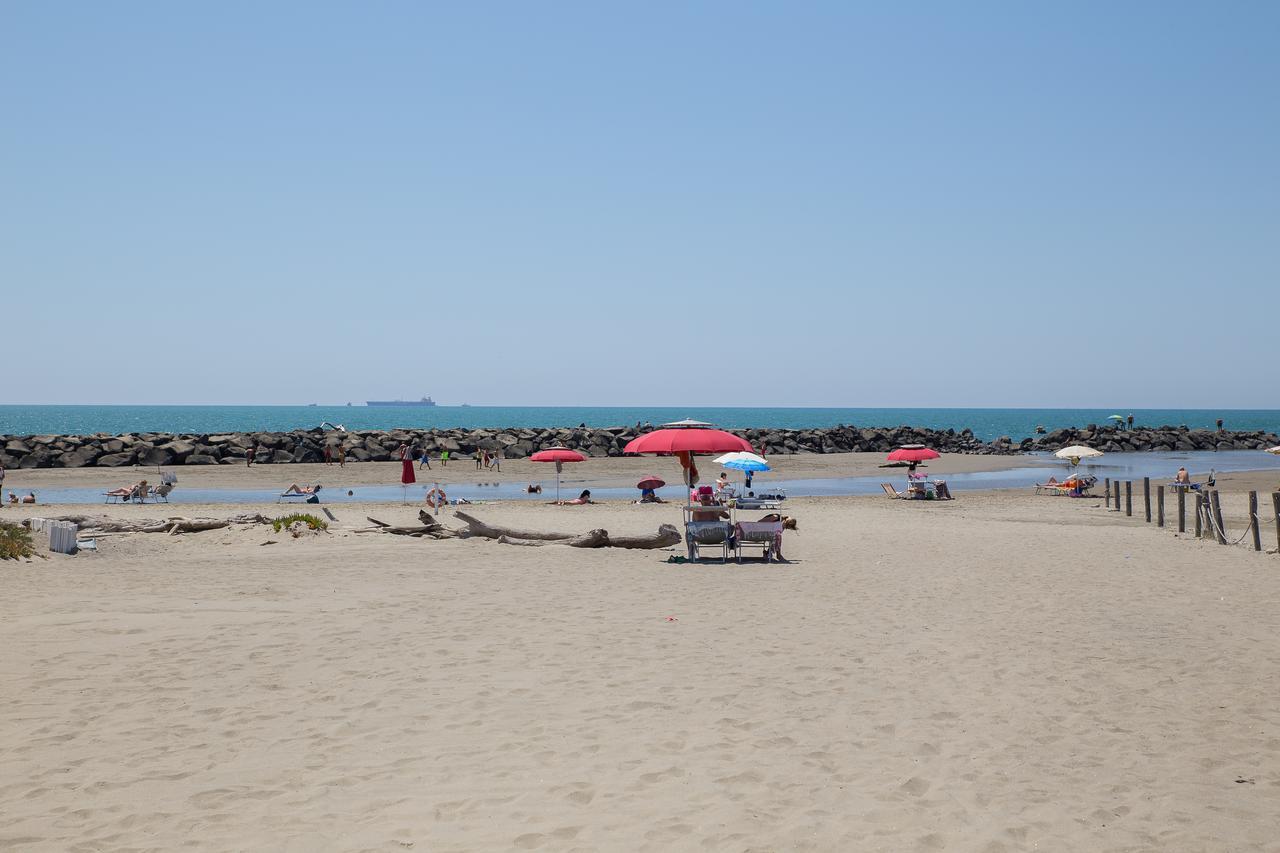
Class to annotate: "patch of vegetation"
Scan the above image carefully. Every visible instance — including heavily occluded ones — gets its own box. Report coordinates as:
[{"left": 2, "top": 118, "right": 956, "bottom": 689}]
[
  {"left": 0, "top": 523, "right": 35, "bottom": 560},
  {"left": 271, "top": 513, "right": 328, "bottom": 533}
]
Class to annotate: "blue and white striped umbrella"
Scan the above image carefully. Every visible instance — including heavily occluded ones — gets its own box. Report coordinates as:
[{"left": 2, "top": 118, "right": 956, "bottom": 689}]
[{"left": 713, "top": 451, "right": 770, "bottom": 472}]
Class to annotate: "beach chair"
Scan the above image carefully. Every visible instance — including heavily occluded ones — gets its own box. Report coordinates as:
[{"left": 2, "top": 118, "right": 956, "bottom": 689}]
[
  {"left": 278, "top": 490, "right": 321, "bottom": 504},
  {"left": 683, "top": 505, "right": 733, "bottom": 562},
  {"left": 934, "top": 481, "right": 953, "bottom": 500},
  {"left": 734, "top": 519, "right": 784, "bottom": 563},
  {"left": 733, "top": 490, "right": 786, "bottom": 510},
  {"left": 149, "top": 482, "right": 174, "bottom": 503},
  {"left": 104, "top": 483, "right": 147, "bottom": 504},
  {"left": 880, "top": 483, "right": 903, "bottom": 499}
]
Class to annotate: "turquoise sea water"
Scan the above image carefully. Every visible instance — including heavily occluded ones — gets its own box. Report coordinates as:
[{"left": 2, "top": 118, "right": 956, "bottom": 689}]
[{"left": 1, "top": 406, "right": 1277, "bottom": 443}]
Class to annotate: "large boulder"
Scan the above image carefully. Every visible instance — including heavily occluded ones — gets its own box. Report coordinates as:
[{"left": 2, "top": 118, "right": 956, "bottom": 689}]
[
  {"left": 60, "top": 446, "right": 102, "bottom": 468},
  {"left": 139, "top": 447, "right": 176, "bottom": 467},
  {"left": 160, "top": 440, "right": 198, "bottom": 462},
  {"left": 186, "top": 453, "right": 220, "bottom": 465},
  {"left": 96, "top": 451, "right": 136, "bottom": 467}
]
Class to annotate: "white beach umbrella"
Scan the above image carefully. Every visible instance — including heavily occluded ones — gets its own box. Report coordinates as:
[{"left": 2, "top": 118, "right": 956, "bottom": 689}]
[
  {"left": 1055, "top": 445, "right": 1103, "bottom": 467},
  {"left": 1055, "top": 445, "right": 1103, "bottom": 459},
  {"left": 1267, "top": 446, "right": 1280, "bottom": 455},
  {"left": 712, "top": 451, "right": 770, "bottom": 471}
]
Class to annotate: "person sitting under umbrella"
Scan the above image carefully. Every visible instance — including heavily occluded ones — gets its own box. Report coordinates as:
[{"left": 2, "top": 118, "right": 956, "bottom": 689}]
[{"left": 638, "top": 486, "right": 665, "bottom": 503}]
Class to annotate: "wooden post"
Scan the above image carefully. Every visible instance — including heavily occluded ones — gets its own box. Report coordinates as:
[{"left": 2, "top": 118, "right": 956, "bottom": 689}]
[
  {"left": 1143, "top": 477, "right": 1151, "bottom": 522},
  {"left": 1112, "top": 480, "right": 1120, "bottom": 511},
  {"left": 1125, "top": 481, "right": 1132, "bottom": 517},
  {"left": 1105, "top": 477, "right": 1111, "bottom": 508},
  {"left": 1249, "top": 492, "right": 1261, "bottom": 552},
  {"left": 1210, "top": 490, "right": 1227, "bottom": 545},
  {"left": 1178, "top": 487, "right": 1186, "bottom": 533},
  {"left": 1195, "top": 493, "right": 1203, "bottom": 538},
  {"left": 1273, "top": 493, "right": 1280, "bottom": 552},
  {"left": 1157, "top": 486, "right": 1165, "bottom": 528}
]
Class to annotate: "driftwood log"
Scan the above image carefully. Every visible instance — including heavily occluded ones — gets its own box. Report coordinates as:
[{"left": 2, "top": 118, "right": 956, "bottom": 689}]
[
  {"left": 455, "top": 512, "right": 680, "bottom": 550},
  {"left": 47, "top": 513, "right": 271, "bottom": 535},
  {"left": 454, "top": 511, "right": 576, "bottom": 541},
  {"left": 353, "top": 511, "right": 463, "bottom": 539}
]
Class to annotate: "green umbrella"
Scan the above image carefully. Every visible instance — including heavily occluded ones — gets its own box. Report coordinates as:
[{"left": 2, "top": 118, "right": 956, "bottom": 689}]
[{"left": 1107, "top": 415, "right": 1125, "bottom": 421}]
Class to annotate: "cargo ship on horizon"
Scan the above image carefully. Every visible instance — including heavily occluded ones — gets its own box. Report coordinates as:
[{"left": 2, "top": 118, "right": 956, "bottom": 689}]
[{"left": 366, "top": 396, "right": 437, "bottom": 407}]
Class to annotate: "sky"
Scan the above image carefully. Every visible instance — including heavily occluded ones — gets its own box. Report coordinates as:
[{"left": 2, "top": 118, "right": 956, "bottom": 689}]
[{"left": 2, "top": 1, "right": 1276, "bottom": 408}]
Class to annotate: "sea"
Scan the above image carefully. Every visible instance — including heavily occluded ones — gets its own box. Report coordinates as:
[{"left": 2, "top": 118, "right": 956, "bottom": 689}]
[{"left": 2, "top": 406, "right": 1278, "bottom": 442}]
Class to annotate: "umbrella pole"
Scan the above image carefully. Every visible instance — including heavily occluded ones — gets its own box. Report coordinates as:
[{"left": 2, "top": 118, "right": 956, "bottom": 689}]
[{"left": 556, "top": 472, "right": 561, "bottom": 505}]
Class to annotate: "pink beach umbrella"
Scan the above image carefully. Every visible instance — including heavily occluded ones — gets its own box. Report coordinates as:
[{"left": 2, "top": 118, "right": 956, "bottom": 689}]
[
  {"left": 530, "top": 447, "right": 586, "bottom": 504},
  {"left": 886, "top": 445, "right": 940, "bottom": 464}
]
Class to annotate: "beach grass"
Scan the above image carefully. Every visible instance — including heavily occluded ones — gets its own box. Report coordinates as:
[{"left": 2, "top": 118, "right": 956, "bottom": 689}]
[
  {"left": 0, "top": 523, "right": 35, "bottom": 560},
  {"left": 271, "top": 513, "right": 328, "bottom": 533}
]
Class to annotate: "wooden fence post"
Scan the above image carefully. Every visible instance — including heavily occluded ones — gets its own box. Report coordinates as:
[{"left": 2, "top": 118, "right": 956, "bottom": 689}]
[
  {"left": 1157, "top": 486, "right": 1165, "bottom": 528},
  {"left": 1125, "top": 481, "right": 1132, "bottom": 517},
  {"left": 1210, "top": 490, "right": 1228, "bottom": 545},
  {"left": 1195, "top": 493, "right": 1204, "bottom": 538},
  {"left": 1105, "top": 477, "right": 1111, "bottom": 508},
  {"left": 1249, "top": 492, "right": 1261, "bottom": 552},
  {"left": 1273, "top": 493, "right": 1280, "bottom": 552},
  {"left": 1113, "top": 480, "right": 1121, "bottom": 511},
  {"left": 1143, "top": 477, "right": 1151, "bottom": 522},
  {"left": 1178, "top": 487, "right": 1186, "bottom": 533}
]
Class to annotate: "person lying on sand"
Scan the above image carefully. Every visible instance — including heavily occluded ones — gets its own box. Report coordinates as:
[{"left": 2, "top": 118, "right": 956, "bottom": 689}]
[
  {"left": 283, "top": 484, "right": 322, "bottom": 495},
  {"left": 553, "top": 489, "right": 593, "bottom": 506},
  {"left": 20, "top": 492, "right": 36, "bottom": 504}
]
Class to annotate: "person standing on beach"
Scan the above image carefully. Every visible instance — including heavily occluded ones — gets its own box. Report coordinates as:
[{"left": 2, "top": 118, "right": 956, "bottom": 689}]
[
  {"left": 489, "top": 452, "right": 501, "bottom": 472},
  {"left": 337, "top": 440, "right": 346, "bottom": 467},
  {"left": 246, "top": 443, "right": 256, "bottom": 466},
  {"left": 0, "top": 463, "right": 5, "bottom": 503},
  {"left": 1127, "top": 413, "right": 1134, "bottom": 430},
  {"left": 441, "top": 450, "right": 449, "bottom": 467},
  {"left": 323, "top": 444, "right": 333, "bottom": 466},
  {"left": 1217, "top": 418, "right": 1224, "bottom": 431},
  {"left": 419, "top": 448, "right": 431, "bottom": 470}
]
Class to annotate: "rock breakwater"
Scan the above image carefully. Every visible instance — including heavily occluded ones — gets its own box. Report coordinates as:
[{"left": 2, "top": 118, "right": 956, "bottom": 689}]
[{"left": 0, "top": 424, "right": 1274, "bottom": 468}]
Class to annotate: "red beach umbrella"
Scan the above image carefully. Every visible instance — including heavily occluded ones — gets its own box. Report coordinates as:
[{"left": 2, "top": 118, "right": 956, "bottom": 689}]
[
  {"left": 623, "top": 426, "right": 753, "bottom": 495},
  {"left": 886, "top": 445, "right": 940, "bottom": 463},
  {"left": 636, "top": 476, "right": 666, "bottom": 491},
  {"left": 530, "top": 447, "right": 586, "bottom": 504}
]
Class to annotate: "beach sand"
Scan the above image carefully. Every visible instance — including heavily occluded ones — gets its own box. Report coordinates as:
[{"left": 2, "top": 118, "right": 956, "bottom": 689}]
[{"left": 3, "top": 489, "right": 1279, "bottom": 851}]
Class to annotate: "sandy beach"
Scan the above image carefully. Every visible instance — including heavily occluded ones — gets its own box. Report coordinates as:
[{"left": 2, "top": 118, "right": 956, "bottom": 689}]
[{"left": 3, "top": 483, "right": 1279, "bottom": 851}]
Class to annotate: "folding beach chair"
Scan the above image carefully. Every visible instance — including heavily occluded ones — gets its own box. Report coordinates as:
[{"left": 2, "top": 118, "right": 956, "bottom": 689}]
[
  {"left": 734, "top": 519, "right": 784, "bottom": 563},
  {"left": 880, "top": 483, "right": 903, "bottom": 499},
  {"left": 149, "top": 482, "right": 175, "bottom": 503},
  {"left": 682, "top": 505, "right": 733, "bottom": 562}
]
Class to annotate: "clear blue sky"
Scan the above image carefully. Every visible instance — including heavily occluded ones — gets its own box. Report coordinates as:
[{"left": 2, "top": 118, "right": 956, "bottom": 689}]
[{"left": 2, "top": 2, "right": 1275, "bottom": 407}]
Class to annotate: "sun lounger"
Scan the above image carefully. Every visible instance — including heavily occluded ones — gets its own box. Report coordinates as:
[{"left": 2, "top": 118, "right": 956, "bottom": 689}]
[
  {"left": 104, "top": 484, "right": 147, "bottom": 503},
  {"left": 684, "top": 520, "right": 733, "bottom": 561},
  {"left": 734, "top": 519, "right": 784, "bottom": 562},
  {"left": 732, "top": 490, "right": 786, "bottom": 510},
  {"left": 881, "top": 483, "right": 903, "bottom": 498},
  {"left": 278, "top": 491, "right": 320, "bottom": 504},
  {"left": 149, "top": 482, "right": 174, "bottom": 503}
]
